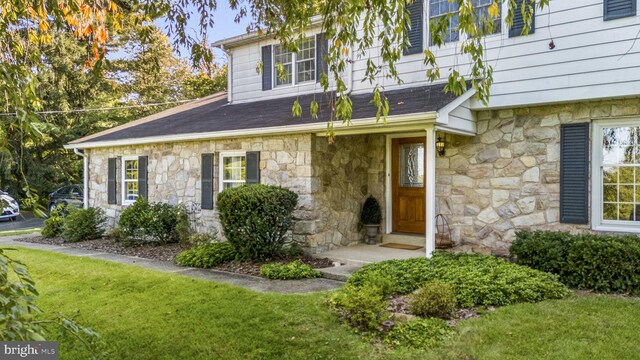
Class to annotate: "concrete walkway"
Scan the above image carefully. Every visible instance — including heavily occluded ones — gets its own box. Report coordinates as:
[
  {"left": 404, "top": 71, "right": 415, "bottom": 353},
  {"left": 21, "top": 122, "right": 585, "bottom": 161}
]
[{"left": 0, "top": 234, "right": 344, "bottom": 294}]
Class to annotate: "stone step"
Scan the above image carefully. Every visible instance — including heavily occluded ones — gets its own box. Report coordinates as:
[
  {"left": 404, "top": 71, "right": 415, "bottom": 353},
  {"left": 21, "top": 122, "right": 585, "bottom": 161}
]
[
  {"left": 381, "top": 233, "right": 426, "bottom": 247},
  {"left": 317, "top": 265, "right": 362, "bottom": 282}
]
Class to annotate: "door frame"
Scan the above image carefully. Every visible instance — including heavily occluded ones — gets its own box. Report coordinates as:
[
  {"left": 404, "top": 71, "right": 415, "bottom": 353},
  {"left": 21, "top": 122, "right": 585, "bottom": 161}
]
[{"left": 384, "top": 132, "right": 428, "bottom": 234}]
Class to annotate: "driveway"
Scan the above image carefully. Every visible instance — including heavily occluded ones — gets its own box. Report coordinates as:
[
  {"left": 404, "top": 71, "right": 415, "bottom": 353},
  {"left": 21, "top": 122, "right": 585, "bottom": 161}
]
[{"left": 0, "top": 212, "right": 44, "bottom": 231}]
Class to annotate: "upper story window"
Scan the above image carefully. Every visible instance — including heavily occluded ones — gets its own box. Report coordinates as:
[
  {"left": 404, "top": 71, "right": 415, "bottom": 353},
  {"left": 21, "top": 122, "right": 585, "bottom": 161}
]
[
  {"left": 273, "top": 44, "right": 293, "bottom": 86},
  {"left": 593, "top": 121, "right": 640, "bottom": 232},
  {"left": 474, "top": 0, "right": 501, "bottom": 34},
  {"left": 273, "top": 37, "right": 316, "bottom": 87},
  {"left": 429, "top": 0, "right": 460, "bottom": 44},
  {"left": 429, "top": 0, "right": 502, "bottom": 45},
  {"left": 122, "top": 157, "right": 139, "bottom": 204}
]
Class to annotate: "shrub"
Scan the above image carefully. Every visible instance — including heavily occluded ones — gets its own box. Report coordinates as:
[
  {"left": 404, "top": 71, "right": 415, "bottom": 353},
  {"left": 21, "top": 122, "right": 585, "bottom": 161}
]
[
  {"left": 360, "top": 195, "right": 382, "bottom": 224},
  {"left": 118, "top": 197, "right": 191, "bottom": 244},
  {"left": 42, "top": 205, "right": 65, "bottom": 238},
  {"left": 409, "top": 280, "right": 457, "bottom": 319},
  {"left": 61, "top": 207, "right": 106, "bottom": 242},
  {"left": 217, "top": 184, "right": 298, "bottom": 261},
  {"left": 259, "top": 260, "right": 321, "bottom": 280},
  {"left": 511, "top": 231, "right": 640, "bottom": 294},
  {"left": 328, "top": 283, "right": 390, "bottom": 331},
  {"left": 348, "top": 252, "right": 569, "bottom": 308},
  {"left": 186, "top": 232, "right": 219, "bottom": 245},
  {"left": 384, "top": 318, "right": 454, "bottom": 349},
  {"left": 175, "top": 242, "right": 237, "bottom": 268}
]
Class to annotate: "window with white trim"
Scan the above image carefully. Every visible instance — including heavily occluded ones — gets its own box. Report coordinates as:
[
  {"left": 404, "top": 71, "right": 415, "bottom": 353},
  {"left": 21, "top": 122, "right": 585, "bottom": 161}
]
[
  {"left": 219, "top": 152, "right": 246, "bottom": 191},
  {"left": 429, "top": 0, "right": 502, "bottom": 45},
  {"left": 273, "top": 36, "right": 316, "bottom": 87},
  {"left": 122, "top": 157, "right": 139, "bottom": 204},
  {"left": 429, "top": 0, "right": 460, "bottom": 44},
  {"left": 593, "top": 121, "right": 640, "bottom": 231}
]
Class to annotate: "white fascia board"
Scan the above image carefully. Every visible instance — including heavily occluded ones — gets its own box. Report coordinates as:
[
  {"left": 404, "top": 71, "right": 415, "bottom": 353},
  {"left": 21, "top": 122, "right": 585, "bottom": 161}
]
[
  {"left": 436, "top": 87, "right": 477, "bottom": 125},
  {"left": 64, "top": 112, "right": 438, "bottom": 150}
]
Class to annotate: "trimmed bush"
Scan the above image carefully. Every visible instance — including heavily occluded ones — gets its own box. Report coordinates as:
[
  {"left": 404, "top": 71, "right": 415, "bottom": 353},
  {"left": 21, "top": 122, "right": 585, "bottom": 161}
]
[
  {"left": 328, "top": 283, "right": 390, "bottom": 331},
  {"left": 117, "top": 197, "right": 191, "bottom": 245},
  {"left": 384, "top": 318, "right": 453, "bottom": 349},
  {"left": 217, "top": 184, "right": 298, "bottom": 261},
  {"left": 175, "top": 243, "right": 237, "bottom": 268},
  {"left": 348, "top": 252, "right": 569, "bottom": 308},
  {"left": 42, "top": 205, "right": 65, "bottom": 238},
  {"left": 61, "top": 207, "right": 106, "bottom": 242},
  {"left": 409, "top": 280, "right": 457, "bottom": 319},
  {"left": 511, "top": 231, "right": 640, "bottom": 294},
  {"left": 259, "top": 260, "right": 321, "bottom": 280}
]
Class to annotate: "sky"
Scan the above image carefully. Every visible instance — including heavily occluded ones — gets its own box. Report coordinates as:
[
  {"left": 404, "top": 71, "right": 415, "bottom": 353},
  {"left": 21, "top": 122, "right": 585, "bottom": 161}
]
[{"left": 156, "top": 2, "right": 251, "bottom": 65}]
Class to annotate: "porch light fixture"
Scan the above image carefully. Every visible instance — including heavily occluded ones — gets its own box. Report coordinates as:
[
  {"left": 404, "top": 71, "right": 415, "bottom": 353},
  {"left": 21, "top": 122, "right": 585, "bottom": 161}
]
[{"left": 436, "top": 136, "right": 446, "bottom": 157}]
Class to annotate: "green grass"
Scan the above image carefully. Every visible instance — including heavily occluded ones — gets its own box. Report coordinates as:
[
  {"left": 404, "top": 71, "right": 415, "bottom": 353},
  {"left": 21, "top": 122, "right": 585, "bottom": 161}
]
[
  {"left": 0, "top": 227, "right": 42, "bottom": 236},
  {"left": 7, "top": 248, "right": 640, "bottom": 360}
]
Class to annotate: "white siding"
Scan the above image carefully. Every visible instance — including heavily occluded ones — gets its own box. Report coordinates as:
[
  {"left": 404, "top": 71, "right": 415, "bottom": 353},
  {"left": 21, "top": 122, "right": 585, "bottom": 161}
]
[{"left": 227, "top": 0, "right": 640, "bottom": 110}]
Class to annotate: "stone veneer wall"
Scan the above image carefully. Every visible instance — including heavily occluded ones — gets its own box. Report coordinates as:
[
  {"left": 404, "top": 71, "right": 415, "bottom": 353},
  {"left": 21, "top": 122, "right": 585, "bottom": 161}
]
[
  {"left": 87, "top": 134, "right": 316, "bottom": 237},
  {"left": 86, "top": 132, "right": 385, "bottom": 253},
  {"left": 307, "top": 134, "right": 386, "bottom": 252},
  {"left": 436, "top": 98, "right": 640, "bottom": 255}
]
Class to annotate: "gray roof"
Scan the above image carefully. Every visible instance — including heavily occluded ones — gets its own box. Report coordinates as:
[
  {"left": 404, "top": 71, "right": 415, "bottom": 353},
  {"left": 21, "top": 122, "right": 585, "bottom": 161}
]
[{"left": 71, "top": 82, "right": 460, "bottom": 144}]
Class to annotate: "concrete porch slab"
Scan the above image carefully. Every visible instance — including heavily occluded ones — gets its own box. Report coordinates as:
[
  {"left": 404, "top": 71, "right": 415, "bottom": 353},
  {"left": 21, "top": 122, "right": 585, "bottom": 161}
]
[
  {"left": 317, "top": 265, "right": 362, "bottom": 282},
  {"left": 316, "top": 244, "right": 425, "bottom": 266}
]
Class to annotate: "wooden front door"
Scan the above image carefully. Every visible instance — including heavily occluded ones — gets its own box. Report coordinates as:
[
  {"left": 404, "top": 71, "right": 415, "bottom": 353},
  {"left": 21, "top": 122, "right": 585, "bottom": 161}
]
[{"left": 392, "top": 137, "right": 426, "bottom": 234}]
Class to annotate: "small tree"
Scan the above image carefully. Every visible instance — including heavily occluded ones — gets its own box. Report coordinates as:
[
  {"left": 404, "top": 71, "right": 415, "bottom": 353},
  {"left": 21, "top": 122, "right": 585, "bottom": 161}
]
[{"left": 217, "top": 184, "right": 298, "bottom": 261}]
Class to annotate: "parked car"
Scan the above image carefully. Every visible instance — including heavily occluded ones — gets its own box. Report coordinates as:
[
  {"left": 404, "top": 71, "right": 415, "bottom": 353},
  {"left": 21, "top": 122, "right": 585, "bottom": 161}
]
[
  {"left": 0, "top": 190, "right": 20, "bottom": 221},
  {"left": 48, "top": 184, "right": 83, "bottom": 213}
]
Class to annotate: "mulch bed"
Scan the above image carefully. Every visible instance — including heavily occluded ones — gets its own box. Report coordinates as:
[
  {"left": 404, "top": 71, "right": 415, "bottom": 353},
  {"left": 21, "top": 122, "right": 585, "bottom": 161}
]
[
  {"left": 388, "top": 295, "right": 481, "bottom": 323},
  {"left": 15, "top": 236, "right": 337, "bottom": 273},
  {"left": 16, "top": 236, "right": 192, "bottom": 262}
]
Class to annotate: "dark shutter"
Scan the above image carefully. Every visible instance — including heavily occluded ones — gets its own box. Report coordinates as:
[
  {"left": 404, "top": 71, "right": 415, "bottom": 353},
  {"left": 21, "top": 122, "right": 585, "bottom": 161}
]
[
  {"left": 509, "top": 0, "right": 536, "bottom": 37},
  {"left": 108, "top": 158, "right": 117, "bottom": 205},
  {"left": 245, "top": 151, "right": 260, "bottom": 184},
  {"left": 261, "top": 45, "right": 272, "bottom": 91},
  {"left": 560, "top": 123, "right": 590, "bottom": 224},
  {"left": 604, "top": 0, "right": 636, "bottom": 20},
  {"left": 201, "top": 153, "right": 214, "bottom": 209},
  {"left": 138, "top": 156, "right": 148, "bottom": 200},
  {"left": 316, "top": 33, "right": 329, "bottom": 83},
  {"left": 404, "top": 0, "right": 423, "bottom": 55}
]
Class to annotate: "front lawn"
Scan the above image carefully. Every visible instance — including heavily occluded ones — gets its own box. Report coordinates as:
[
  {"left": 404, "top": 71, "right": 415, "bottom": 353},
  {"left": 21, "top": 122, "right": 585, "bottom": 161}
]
[{"left": 9, "top": 248, "right": 640, "bottom": 359}]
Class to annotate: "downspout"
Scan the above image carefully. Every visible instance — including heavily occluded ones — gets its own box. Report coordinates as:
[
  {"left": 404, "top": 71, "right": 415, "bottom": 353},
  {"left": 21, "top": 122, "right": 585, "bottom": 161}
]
[{"left": 73, "top": 148, "right": 89, "bottom": 209}]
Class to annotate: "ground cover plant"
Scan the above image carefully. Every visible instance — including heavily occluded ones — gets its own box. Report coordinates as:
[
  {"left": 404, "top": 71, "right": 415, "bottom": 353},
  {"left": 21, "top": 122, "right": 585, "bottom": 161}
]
[
  {"left": 347, "top": 252, "right": 569, "bottom": 307},
  {"left": 175, "top": 242, "right": 238, "bottom": 268},
  {"left": 511, "top": 230, "right": 640, "bottom": 294},
  {"left": 11, "top": 248, "right": 640, "bottom": 359},
  {"left": 259, "top": 260, "right": 321, "bottom": 280}
]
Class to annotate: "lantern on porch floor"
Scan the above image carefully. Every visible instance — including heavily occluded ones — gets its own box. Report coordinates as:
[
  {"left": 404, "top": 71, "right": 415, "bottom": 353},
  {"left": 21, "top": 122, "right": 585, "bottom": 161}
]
[{"left": 435, "top": 214, "right": 453, "bottom": 249}]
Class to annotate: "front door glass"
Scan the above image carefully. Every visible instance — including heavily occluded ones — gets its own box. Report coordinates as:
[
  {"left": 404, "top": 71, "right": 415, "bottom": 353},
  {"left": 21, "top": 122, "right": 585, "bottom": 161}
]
[{"left": 400, "top": 143, "right": 425, "bottom": 188}]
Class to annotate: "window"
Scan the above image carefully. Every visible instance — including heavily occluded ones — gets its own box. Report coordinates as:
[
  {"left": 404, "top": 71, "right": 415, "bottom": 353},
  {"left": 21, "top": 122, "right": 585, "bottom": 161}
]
[
  {"left": 296, "top": 37, "right": 316, "bottom": 83},
  {"left": 273, "top": 37, "right": 316, "bottom": 87},
  {"left": 429, "top": 0, "right": 460, "bottom": 44},
  {"left": 122, "top": 157, "right": 139, "bottom": 204},
  {"left": 593, "top": 121, "right": 640, "bottom": 231},
  {"left": 273, "top": 44, "right": 292, "bottom": 86},
  {"left": 473, "top": 0, "right": 501, "bottom": 35},
  {"left": 219, "top": 152, "right": 246, "bottom": 191}
]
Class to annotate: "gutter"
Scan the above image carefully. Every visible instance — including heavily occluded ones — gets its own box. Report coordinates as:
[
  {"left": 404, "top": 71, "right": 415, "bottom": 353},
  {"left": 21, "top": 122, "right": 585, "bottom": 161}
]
[
  {"left": 73, "top": 148, "right": 89, "bottom": 209},
  {"left": 64, "top": 111, "right": 438, "bottom": 150}
]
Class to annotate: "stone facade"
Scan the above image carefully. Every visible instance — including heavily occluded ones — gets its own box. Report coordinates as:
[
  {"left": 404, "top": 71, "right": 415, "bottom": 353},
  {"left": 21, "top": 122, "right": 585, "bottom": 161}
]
[
  {"left": 435, "top": 98, "right": 640, "bottom": 255},
  {"left": 86, "top": 133, "right": 385, "bottom": 253}
]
